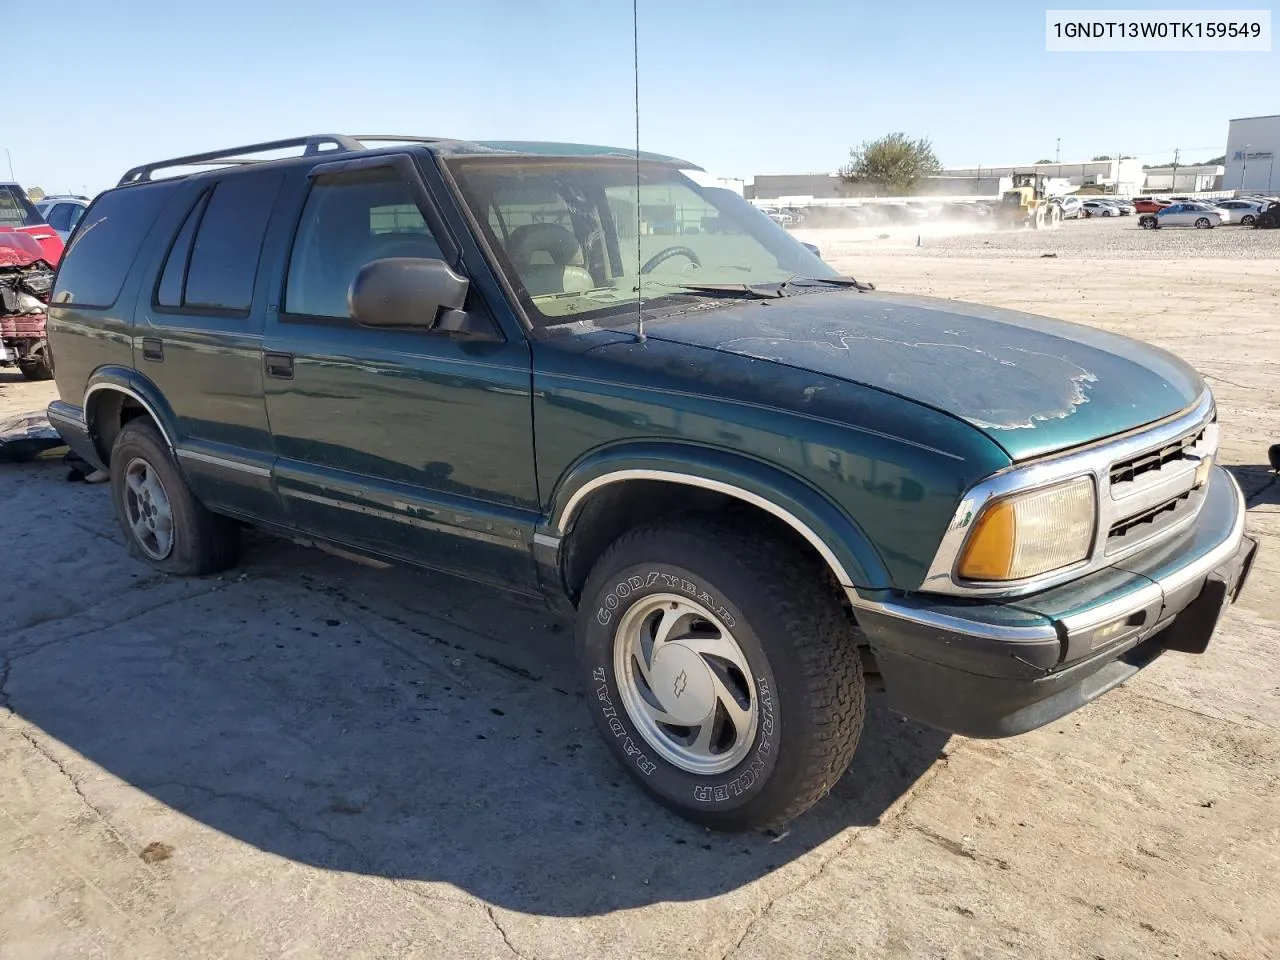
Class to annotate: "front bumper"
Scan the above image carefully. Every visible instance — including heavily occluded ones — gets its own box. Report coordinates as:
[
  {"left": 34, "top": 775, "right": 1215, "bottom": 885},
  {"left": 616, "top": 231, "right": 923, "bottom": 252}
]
[{"left": 851, "top": 465, "right": 1256, "bottom": 737}]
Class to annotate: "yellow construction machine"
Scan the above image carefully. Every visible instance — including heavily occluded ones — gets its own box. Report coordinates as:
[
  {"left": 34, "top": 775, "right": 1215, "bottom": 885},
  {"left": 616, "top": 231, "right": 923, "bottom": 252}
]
[{"left": 999, "top": 172, "right": 1062, "bottom": 229}]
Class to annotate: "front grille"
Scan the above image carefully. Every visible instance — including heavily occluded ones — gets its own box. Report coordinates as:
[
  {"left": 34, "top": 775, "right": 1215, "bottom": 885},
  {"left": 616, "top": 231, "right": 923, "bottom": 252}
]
[
  {"left": 1110, "top": 491, "right": 1190, "bottom": 539},
  {"left": 1109, "top": 427, "right": 1205, "bottom": 487},
  {"left": 1105, "top": 489, "right": 1201, "bottom": 555}
]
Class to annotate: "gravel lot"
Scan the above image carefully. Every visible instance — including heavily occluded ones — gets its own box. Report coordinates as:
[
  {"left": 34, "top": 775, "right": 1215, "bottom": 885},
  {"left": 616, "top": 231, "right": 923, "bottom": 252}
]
[
  {"left": 794, "top": 214, "right": 1280, "bottom": 260},
  {"left": 2, "top": 235, "right": 1278, "bottom": 959}
]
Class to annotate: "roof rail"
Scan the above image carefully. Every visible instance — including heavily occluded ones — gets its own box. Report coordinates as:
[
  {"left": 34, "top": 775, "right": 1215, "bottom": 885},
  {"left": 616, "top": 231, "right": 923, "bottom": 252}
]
[
  {"left": 117, "top": 134, "right": 366, "bottom": 186},
  {"left": 349, "top": 135, "right": 446, "bottom": 145}
]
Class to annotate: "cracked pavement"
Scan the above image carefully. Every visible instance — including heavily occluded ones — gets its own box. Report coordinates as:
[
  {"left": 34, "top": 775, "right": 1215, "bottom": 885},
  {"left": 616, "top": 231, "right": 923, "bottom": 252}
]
[{"left": 2, "top": 249, "right": 1279, "bottom": 959}]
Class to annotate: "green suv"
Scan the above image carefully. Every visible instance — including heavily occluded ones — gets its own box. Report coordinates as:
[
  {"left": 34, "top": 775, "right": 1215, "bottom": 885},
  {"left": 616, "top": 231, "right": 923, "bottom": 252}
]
[{"left": 47, "top": 135, "right": 1257, "bottom": 829}]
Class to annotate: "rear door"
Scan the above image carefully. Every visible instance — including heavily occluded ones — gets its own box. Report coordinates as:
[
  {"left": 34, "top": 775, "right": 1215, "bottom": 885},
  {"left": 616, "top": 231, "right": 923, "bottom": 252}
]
[
  {"left": 133, "top": 170, "right": 284, "bottom": 523},
  {"left": 262, "top": 154, "right": 541, "bottom": 591}
]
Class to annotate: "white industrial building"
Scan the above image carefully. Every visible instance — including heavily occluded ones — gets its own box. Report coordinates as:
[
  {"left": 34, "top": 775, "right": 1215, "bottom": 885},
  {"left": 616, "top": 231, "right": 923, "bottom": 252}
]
[
  {"left": 1142, "top": 164, "right": 1224, "bottom": 193},
  {"left": 941, "top": 158, "right": 1146, "bottom": 196},
  {"left": 747, "top": 157, "right": 1145, "bottom": 202},
  {"left": 1224, "top": 114, "right": 1280, "bottom": 195}
]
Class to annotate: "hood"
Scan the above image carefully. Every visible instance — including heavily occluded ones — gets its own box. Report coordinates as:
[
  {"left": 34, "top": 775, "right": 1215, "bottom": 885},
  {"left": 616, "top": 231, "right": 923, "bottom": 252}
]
[
  {"left": 0, "top": 225, "right": 63, "bottom": 266},
  {"left": 0, "top": 229, "right": 49, "bottom": 268},
  {"left": 643, "top": 290, "right": 1204, "bottom": 461}
]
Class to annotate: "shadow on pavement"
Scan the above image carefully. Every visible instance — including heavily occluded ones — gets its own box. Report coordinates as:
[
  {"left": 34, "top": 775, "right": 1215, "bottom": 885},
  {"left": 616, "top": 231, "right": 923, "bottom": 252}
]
[
  {"left": 2, "top": 464, "right": 950, "bottom": 918},
  {"left": 1227, "top": 464, "right": 1279, "bottom": 509}
]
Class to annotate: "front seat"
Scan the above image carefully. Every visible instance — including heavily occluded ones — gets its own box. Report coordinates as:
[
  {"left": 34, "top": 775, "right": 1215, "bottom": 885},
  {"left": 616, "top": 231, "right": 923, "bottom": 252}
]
[{"left": 505, "top": 223, "right": 595, "bottom": 297}]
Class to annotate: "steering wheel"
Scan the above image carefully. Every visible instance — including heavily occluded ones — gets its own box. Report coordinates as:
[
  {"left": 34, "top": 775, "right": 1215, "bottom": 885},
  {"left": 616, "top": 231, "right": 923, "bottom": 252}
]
[{"left": 640, "top": 245, "right": 702, "bottom": 274}]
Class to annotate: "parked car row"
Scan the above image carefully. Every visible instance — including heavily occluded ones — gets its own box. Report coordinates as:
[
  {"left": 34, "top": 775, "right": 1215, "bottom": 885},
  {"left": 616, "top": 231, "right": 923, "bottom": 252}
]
[
  {"left": 1079, "top": 198, "right": 1136, "bottom": 217},
  {"left": 1137, "top": 195, "right": 1280, "bottom": 229}
]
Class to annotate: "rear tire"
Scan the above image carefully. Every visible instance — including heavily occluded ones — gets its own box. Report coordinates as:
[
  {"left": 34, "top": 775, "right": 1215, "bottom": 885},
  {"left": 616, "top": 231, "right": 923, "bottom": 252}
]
[
  {"left": 109, "top": 419, "right": 240, "bottom": 576},
  {"left": 1195, "top": 218, "right": 1212, "bottom": 229},
  {"left": 576, "top": 519, "right": 864, "bottom": 830},
  {"left": 17, "top": 345, "right": 53, "bottom": 381},
  {"left": 1241, "top": 215, "right": 1256, "bottom": 226}
]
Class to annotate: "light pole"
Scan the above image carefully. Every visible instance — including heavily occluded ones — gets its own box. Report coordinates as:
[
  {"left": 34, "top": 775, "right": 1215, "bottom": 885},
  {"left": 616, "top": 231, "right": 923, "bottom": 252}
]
[{"left": 1240, "top": 144, "right": 1251, "bottom": 191}]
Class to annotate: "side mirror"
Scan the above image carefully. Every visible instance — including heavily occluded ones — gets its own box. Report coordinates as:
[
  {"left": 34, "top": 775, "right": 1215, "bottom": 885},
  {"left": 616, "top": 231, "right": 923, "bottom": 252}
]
[
  {"left": 800, "top": 241, "right": 822, "bottom": 260},
  {"left": 349, "top": 257, "right": 470, "bottom": 330}
]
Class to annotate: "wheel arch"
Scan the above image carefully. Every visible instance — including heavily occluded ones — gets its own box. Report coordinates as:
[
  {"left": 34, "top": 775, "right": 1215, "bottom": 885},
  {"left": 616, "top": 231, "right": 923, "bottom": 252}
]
[
  {"left": 83, "top": 367, "right": 179, "bottom": 465},
  {"left": 540, "top": 443, "right": 889, "bottom": 603}
]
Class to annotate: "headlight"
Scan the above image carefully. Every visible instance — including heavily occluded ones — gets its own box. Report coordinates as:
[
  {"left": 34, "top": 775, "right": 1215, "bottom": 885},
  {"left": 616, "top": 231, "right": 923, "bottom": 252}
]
[{"left": 956, "top": 476, "right": 1096, "bottom": 582}]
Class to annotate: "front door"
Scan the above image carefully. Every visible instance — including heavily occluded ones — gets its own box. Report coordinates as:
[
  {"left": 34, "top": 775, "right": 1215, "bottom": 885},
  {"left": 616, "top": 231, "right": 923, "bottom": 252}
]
[
  {"left": 262, "top": 156, "right": 541, "bottom": 592},
  {"left": 133, "top": 171, "right": 283, "bottom": 523}
]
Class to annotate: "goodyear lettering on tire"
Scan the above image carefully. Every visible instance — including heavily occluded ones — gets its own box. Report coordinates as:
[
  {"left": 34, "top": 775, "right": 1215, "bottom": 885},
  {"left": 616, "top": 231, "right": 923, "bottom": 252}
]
[{"left": 596, "top": 571, "right": 737, "bottom": 628}]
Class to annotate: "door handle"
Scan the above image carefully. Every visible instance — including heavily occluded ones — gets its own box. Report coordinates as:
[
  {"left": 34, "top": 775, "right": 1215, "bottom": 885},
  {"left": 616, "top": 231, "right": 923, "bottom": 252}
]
[
  {"left": 265, "top": 352, "right": 294, "bottom": 380},
  {"left": 142, "top": 337, "right": 164, "bottom": 362}
]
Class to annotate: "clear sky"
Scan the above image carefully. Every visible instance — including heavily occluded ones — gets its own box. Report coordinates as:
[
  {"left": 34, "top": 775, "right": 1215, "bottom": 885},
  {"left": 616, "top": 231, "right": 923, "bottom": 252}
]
[{"left": 11, "top": 0, "right": 1277, "bottom": 195}]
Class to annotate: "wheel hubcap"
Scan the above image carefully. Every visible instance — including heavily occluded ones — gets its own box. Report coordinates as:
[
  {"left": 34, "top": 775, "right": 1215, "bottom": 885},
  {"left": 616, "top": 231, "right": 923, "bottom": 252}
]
[
  {"left": 124, "top": 457, "right": 174, "bottom": 561},
  {"left": 613, "top": 593, "right": 758, "bottom": 775}
]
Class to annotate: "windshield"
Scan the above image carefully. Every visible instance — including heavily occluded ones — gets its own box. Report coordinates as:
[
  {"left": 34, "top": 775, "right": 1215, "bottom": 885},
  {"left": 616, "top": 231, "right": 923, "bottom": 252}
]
[{"left": 446, "top": 158, "right": 839, "bottom": 327}]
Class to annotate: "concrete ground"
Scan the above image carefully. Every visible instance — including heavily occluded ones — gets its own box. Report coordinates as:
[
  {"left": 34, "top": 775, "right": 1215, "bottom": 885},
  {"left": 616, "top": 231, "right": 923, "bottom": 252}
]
[{"left": 2, "top": 221, "right": 1278, "bottom": 959}]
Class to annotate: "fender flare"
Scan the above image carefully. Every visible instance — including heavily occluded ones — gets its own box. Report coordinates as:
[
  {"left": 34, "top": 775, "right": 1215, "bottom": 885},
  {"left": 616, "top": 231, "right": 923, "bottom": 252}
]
[
  {"left": 83, "top": 366, "right": 181, "bottom": 458},
  {"left": 540, "top": 442, "right": 890, "bottom": 590}
]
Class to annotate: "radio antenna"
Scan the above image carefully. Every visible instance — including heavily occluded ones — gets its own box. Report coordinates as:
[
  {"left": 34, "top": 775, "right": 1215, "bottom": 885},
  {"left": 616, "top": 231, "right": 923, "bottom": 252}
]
[{"left": 632, "top": 0, "right": 645, "bottom": 342}]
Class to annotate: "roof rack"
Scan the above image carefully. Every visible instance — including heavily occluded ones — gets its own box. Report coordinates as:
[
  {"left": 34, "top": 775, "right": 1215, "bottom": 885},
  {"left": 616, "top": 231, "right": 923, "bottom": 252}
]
[
  {"left": 348, "top": 135, "right": 445, "bottom": 145},
  {"left": 117, "top": 134, "right": 374, "bottom": 186}
]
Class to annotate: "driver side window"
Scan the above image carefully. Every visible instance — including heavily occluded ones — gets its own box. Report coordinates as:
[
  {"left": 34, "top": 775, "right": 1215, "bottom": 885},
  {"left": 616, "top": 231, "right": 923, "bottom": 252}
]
[{"left": 285, "top": 167, "right": 445, "bottom": 319}]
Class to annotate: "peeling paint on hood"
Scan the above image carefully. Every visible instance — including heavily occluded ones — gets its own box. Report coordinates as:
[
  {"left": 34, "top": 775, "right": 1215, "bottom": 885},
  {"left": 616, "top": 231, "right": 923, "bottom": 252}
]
[{"left": 642, "top": 290, "right": 1204, "bottom": 461}]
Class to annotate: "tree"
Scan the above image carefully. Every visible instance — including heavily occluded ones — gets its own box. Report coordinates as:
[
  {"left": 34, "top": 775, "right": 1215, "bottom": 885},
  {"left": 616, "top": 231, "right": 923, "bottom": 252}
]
[
  {"left": 1091, "top": 155, "right": 1113, "bottom": 161},
  {"left": 25, "top": 186, "right": 44, "bottom": 201},
  {"left": 1198, "top": 155, "right": 1226, "bottom": 165},
  {"left": 839, "top": 133, "right": 941, "bottom": 196}
]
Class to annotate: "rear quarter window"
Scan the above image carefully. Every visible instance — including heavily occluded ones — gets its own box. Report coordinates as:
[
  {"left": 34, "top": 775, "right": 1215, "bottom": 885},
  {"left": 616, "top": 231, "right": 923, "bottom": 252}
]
[
  {"left": 0, "top": 185, "right": 43, "bottom": 227},
  {"left": 51, "top": 182, "right": 176, "bottom": 309}
]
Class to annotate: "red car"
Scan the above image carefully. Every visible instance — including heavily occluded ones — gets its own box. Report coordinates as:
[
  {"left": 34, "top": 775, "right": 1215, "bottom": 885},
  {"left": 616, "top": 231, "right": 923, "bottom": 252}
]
[
  {"left": 0, "top": 183, "right": 64, "bottom": 380},
  {"left": 1132, "top": 197, "right": 1172, "bottom": 214}
]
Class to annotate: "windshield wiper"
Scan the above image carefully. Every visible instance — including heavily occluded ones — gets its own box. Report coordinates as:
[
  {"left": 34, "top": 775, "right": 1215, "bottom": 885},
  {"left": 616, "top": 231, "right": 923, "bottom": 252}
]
[
  {"left": 648, "top": 282, "right": 784, "bottom": 300},
  {"left": 778, "top": 275, "right": 876, "bottom": 295},
  {"left": 646, "top": 275, "right": 876, "bottom": 302}
]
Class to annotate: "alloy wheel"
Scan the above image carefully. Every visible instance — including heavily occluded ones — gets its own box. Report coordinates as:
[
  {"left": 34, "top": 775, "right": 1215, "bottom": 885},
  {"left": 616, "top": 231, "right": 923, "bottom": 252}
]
[
  {"left": 612, "top": 593, "right": 759, "bottom": 775},
  {"left": 123, "top": 457, "right": 175, "bottom": 560}
]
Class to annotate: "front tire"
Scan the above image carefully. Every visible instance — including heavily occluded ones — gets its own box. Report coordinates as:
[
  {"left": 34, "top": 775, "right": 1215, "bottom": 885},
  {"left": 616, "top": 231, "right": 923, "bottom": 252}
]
[
  {"left": 577, "top": 519, "right": 865, "bottom": 830},
  {"left": 109, "top": 419, "right": 240, "bottom": 575}
]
